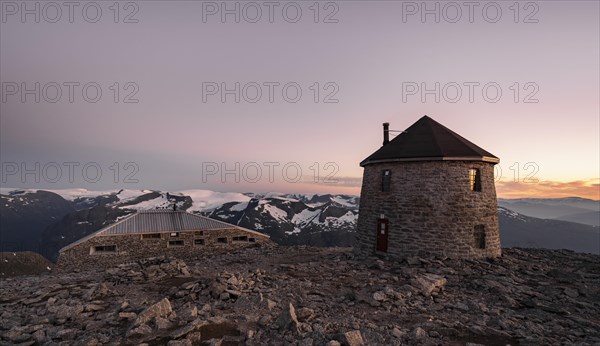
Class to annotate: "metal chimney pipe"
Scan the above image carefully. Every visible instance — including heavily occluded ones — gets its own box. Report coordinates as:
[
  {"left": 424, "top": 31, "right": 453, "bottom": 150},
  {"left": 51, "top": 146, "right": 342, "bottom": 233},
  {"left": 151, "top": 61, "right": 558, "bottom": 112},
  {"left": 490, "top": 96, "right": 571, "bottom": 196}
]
[{"left": 383, "top": 122, "right": 390, "bottom": 145}]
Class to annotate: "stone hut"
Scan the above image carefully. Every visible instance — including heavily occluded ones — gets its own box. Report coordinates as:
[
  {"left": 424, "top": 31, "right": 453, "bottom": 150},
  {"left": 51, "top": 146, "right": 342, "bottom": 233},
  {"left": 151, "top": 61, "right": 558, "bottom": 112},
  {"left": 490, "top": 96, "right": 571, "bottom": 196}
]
[
  {"left": 57, "top": 209, "right": 271, "bottom": 271},
  {"left": 355, "top": 115, "right": 501, "bottom": 259}
]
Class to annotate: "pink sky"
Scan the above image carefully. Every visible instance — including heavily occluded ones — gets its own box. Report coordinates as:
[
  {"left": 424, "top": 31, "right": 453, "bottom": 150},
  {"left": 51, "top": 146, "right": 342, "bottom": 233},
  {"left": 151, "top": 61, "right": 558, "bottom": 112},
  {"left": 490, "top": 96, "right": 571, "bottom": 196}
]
[{"left": 1, "top": 1, "right": 598, "bottom": 199}]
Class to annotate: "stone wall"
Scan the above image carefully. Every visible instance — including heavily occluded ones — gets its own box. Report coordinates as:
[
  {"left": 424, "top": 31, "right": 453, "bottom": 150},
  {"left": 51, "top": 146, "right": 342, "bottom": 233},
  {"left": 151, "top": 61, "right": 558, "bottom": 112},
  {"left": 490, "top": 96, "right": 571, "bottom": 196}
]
[
  {"left": 56, "top": 228, "right": 272, "bottom": 272},
  {"left": 355, "top": 160, "right": 501, "bottom": 259}
]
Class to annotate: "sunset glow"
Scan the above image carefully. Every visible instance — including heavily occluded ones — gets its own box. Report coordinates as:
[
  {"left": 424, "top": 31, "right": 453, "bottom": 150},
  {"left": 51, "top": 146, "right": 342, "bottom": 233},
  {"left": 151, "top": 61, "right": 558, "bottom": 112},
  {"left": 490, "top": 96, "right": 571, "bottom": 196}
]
[{"left": 1, "top": 1, "right": 598, "bottom": 200}]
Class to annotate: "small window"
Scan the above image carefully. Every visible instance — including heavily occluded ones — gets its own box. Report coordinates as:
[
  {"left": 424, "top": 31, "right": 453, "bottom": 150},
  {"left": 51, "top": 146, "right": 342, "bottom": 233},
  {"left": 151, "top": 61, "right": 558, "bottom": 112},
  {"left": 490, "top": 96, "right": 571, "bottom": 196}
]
[
  {"left": 469, "top": 168, "right": 481, "bottom": 192},
  {"left": 248, "top": 238, "right": 256, "bottom": 243},
  {"left": 232, "top": 236, "right": 248, "bottom": 242},
  {"left": 194, "top": 239, "right": 205, "bottom": 245},
  {"left": 170, "top": 232, "right": 180, "bottom": 238},
  {"left": 474, "top": 225, "right": 486, "bottom": 249},
  {"left": 381, "top": 170, "right": 391, "bottom": 192},
  {"left": 141, "top": 233, "right": 161, "bottom": 239},
  {"left": 194, "top": 231, "right": 204, "bottom": 236},
  {"left": 91, "top": 245, "right": 116, "bottom": 254},
  {"left": 168, "top": 240, "right": 184, "bottom": 247},
  {"left": 217, "top": 237, "right": 228, "bottom": 244}
]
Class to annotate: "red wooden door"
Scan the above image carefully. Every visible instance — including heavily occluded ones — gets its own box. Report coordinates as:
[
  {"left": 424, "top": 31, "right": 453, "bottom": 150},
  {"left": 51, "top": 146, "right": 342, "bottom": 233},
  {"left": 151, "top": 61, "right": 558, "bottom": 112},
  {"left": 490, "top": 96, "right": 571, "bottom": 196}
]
[{"left": 376, "top": 219, "right": 389, "bottom": 252}]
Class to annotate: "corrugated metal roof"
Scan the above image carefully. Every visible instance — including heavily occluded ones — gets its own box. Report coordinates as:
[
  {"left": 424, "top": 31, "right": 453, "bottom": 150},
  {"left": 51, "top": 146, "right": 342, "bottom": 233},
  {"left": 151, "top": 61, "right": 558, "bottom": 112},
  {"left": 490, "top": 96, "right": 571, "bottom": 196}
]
[
  {"left": 59, "top": 209, "right": 268, "bottom": 252},
  {"left": 360, "top": 116, "right": 499, "bottom": 166},
  {"left": 101, "top": 210, "right": 236, "bottom": 235}
]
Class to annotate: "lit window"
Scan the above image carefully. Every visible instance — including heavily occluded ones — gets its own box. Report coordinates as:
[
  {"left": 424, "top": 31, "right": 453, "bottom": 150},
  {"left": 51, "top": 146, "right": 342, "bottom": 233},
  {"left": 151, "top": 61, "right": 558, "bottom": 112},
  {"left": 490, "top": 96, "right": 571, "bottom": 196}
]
[
  {"left": 469, "top": 168, "right": 481, "bottom": 192},
  {"left": 474, "top": 225, "right": 486, "bottom": 249},
  {"left": 170, "top": 232, "right": 180, "bottom": 237},
  {"left": 381, "top": 170, "right": 391, "bottom": 192},
  {"left": 168, "top": 240, "right": 184, "bottom": 247}
]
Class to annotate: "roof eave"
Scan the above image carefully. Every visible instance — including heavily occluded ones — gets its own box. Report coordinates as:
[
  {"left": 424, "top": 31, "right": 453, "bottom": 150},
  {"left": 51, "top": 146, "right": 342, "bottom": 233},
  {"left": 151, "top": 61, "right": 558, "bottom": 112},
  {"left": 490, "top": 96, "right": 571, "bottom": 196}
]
[
  {"left": 93, "top": 227, "right": 271, "bottom": 239},
  {"left": 360, "top": 156, "right": 500, "bottom": 167}
]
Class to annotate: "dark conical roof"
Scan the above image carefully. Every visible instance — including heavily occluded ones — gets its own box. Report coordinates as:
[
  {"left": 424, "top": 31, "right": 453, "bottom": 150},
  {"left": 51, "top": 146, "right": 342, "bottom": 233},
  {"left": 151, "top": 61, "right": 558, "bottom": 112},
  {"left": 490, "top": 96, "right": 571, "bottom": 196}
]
[{"left": 360, "top": 115, "right": 499, "bottom": 166}]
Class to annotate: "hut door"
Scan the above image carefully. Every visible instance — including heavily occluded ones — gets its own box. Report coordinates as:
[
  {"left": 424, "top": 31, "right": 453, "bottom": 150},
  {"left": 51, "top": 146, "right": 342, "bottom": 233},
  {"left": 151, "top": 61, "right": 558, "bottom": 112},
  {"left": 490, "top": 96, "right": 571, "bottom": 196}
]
[{"left": 376, "top": 218, "right": 389, "bottom": 252}]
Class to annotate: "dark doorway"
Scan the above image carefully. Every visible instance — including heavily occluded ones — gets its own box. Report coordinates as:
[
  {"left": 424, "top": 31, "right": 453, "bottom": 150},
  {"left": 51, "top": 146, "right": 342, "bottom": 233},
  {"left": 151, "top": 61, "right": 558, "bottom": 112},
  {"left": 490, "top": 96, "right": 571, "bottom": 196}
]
[{"left": 376, "top": 218, "right": 389, "bottom": 252}]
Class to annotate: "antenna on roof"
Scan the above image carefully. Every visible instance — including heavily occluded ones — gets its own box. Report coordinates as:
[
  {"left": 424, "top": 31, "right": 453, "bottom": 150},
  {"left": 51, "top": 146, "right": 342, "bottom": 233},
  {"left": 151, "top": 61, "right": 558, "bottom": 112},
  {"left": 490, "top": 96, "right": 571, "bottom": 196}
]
[
  {"left": 383, "top": 122, "right": 406, "bottom": 142},
  {"left": 383, "top": 121, "right": 408, "bottom": 144},
  {"left": 389, "top": 130, "right": 406, "bottom": 138}
]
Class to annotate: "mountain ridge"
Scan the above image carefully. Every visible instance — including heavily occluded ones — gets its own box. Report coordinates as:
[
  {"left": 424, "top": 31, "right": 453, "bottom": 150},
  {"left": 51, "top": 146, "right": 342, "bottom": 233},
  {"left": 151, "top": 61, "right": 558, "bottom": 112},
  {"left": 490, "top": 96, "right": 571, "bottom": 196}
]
[{"left": 1, "top": 189, "right": 598, "bottom": 261}]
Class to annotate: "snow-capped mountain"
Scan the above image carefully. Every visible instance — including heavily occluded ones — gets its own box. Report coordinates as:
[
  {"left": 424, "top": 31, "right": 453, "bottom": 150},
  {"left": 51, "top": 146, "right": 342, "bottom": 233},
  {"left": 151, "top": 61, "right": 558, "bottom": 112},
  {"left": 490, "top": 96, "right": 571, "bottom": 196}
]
[
  {"left": 202, "top": 193, "right": 358, "bottom": 246},
  {"left": 1, "top": 188, "right": 598, "bottom": 261},
  {"left": 0, "top": 188, "right": 359, "bottom": 260}
]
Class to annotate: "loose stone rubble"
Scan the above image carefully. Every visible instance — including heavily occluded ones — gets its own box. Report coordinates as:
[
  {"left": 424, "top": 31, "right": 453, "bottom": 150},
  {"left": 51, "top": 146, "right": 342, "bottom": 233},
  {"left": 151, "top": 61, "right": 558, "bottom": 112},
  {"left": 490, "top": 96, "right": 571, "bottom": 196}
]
[{"left": 0, "top": 247, "right": 599, "bottom": 345}]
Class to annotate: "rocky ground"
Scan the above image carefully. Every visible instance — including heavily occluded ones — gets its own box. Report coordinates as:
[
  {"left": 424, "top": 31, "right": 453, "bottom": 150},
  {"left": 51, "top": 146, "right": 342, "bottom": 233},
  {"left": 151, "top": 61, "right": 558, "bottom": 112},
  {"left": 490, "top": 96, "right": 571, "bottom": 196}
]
[
  {"left": 1, "top": 246, "right": 599, "bottom": 346},
  {"left": 0, "top": 252, "right": 53, "bottom": 277}
]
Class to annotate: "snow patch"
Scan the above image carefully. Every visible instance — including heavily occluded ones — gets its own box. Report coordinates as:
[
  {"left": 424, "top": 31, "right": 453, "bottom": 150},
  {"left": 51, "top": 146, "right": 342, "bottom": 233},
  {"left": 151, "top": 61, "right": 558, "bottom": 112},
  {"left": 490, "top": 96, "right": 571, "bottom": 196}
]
[
  {"left": 336, "top": 211, "right": 358, "bottom": 223},
  {"left": 230, "top": 201, "right": 249, "bottom": 212},
  {"left": 331, "top": 196, "right": 358, "bottom": 207},
  {"left": 262, "top": 204, "right": 288, "bottom": 221},
  {"left": 120, "top": 194, "right": 171, "bottom": 210},
  {"left": 115, "top": 189, "right": 153, "bottom": 202},
  {"left": 115, "top": 214, "right": 132, "bottom": 222},
  {"left": 285, "top": 227, "right": 302, "bottom": 235},
  {"left": 498, "top": 207, "right": 528, "bottom": 221},
  {"left": 263, "top": 192, "right": 299, "bottom": 202},
  {"left": 46, "top": 188, "right": 116, "bottom": 201},
  {"left": 292, "top": 209, "right": 321, "bottom": 226},
  {"left": 178, "top": 189, "right": 251, "bottom": 212}
]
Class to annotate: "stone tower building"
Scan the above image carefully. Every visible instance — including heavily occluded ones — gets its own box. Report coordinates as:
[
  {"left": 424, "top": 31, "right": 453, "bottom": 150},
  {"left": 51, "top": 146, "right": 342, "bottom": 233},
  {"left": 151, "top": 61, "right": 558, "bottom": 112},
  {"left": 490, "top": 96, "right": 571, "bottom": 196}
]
[{"left": 355, "top": 116, "right": 501, "bottom": 259}]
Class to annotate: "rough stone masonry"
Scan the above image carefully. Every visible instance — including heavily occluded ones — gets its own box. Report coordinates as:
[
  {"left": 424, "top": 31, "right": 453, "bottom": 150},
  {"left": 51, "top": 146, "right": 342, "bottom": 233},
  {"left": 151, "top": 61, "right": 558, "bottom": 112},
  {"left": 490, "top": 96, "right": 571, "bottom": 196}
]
[{"left": 355, "top": 116, "right": 501, "bottom": 260}]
